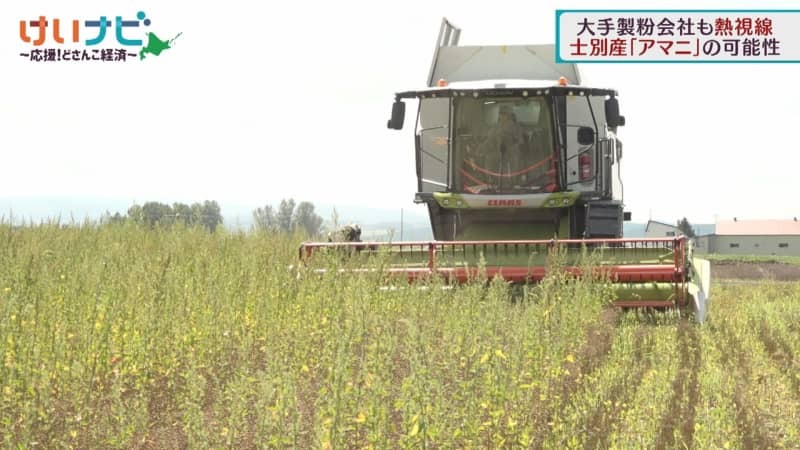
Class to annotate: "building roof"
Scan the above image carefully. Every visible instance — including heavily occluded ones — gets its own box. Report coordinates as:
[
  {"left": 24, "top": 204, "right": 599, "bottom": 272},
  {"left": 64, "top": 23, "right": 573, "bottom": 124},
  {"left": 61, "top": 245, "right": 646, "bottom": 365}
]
[
  {"left": 645, "top": 220, "right": 680, "bottom": 232},
  {"left": 715, "top": 219, "right": 800, "bottom": 236}
]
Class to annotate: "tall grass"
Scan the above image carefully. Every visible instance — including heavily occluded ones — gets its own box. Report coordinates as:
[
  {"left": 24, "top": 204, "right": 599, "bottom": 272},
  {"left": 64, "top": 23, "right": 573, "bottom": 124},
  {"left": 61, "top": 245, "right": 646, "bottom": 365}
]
[
  {"left": 0, "top": 222, "right": 616, "bottom": 448},
  {"left": 3, "top": 223, "right": 800, "bottom": 448}
]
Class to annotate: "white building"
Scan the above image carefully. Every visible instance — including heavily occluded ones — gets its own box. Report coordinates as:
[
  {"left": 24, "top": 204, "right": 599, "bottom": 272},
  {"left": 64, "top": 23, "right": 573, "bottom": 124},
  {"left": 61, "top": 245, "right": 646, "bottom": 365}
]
[
  {"left": 645, "top": 220, "right": 681, "bottom": 238},
  {"left": 694, "top": 218, "right": 800, "bottom": 256}
]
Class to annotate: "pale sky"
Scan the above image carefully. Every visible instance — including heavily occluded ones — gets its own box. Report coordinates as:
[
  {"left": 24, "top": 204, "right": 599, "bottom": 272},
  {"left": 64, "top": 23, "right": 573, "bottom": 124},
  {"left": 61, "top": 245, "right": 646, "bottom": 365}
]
[{"left": 2, "top": 0, "right": 799, "bottom": 224}]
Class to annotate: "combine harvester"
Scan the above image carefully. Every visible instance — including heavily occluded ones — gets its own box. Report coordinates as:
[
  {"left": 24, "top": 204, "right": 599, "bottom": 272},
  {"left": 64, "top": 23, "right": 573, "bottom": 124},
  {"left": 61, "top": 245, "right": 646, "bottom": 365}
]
[{"left": 300, "top": 18, "right": 711, "bottom": 322}]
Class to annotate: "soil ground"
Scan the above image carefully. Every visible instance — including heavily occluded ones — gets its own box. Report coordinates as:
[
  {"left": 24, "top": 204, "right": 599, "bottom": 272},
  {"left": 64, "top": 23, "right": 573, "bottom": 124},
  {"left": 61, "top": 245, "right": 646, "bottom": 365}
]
[{"left": 711, "top": 261, "right": 800, "bottom": 281}]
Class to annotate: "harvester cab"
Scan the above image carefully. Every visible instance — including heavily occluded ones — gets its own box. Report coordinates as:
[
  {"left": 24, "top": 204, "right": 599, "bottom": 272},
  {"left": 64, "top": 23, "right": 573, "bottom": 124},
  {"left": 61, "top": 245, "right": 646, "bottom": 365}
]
[
  {"left": 302, "top": 18, "right": 711, "bottom": 322},
  {"left": 388, "top": 18, "right": 628, "bottom": 241}
]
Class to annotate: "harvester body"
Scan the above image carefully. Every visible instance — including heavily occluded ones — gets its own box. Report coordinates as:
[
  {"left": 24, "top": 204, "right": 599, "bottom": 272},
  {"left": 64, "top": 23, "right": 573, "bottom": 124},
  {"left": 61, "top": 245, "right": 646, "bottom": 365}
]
[
  {"left": 301, "top": 18, "right": 711, "bottom": 321},
  {"left": 397, "top": 22, "right": 626, "bottom": 241}
]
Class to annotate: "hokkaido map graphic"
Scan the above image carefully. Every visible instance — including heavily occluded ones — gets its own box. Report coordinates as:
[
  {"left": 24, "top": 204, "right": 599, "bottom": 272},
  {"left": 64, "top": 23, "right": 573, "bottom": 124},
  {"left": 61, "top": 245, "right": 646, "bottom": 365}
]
[{"left": 139, "top": 31, "right": 182, "bottom": 59}]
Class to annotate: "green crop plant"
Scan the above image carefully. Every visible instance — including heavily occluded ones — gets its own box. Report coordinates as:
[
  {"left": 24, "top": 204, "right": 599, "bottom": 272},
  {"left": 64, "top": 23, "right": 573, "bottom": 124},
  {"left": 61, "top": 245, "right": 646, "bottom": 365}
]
[{"left": 2, "top": 222, "right": 800, "bottom": 448}]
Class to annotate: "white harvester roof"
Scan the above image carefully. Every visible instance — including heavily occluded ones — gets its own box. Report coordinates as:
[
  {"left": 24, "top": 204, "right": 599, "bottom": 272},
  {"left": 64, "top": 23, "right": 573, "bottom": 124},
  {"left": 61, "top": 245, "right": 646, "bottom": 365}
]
[
  {"left": 429, "top": 44, "right": 581, "bottom": 87},
  {"left": 426, "top": 18, "right": 581, "bottom": 87}
]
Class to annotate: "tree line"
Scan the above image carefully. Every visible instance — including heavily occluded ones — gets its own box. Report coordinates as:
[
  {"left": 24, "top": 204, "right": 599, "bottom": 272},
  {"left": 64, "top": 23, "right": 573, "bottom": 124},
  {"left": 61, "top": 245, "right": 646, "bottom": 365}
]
[
  {"left": 252, "top": 199, "right": 323, "bottom": 237},
  {"left": 102, "top": 198, "right": 325, "bottom": 237},
  {"left": 103, "top": 200, "right": 224, "bottom": 232}
]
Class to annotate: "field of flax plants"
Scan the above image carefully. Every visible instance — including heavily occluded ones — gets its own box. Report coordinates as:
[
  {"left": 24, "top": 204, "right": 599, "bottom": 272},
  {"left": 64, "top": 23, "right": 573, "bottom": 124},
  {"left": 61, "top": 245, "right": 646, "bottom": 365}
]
[{"left": 2, "top": 222, "right": 800, "bottom": 449}]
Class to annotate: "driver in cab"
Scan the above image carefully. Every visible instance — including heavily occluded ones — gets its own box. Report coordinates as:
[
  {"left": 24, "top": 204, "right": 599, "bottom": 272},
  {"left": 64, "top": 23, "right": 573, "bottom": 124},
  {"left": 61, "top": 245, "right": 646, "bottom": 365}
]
[{"left": 474, "top": 105, "right": 528, "bottom": 177}]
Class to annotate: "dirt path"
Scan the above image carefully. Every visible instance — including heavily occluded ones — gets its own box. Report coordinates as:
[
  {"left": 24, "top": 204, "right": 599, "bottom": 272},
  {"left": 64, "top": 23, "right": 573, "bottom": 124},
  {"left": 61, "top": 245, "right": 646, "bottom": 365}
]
[
  {"left": 711, "top": 262, "right": 800, "bottom": 281},
  {"left": 758, "top": 320, "right": 800, "bottom": 396},
  {"left": 584, "top": 326, "right": 654, "bottom": 450},
  {"left": 531, "top": 308, "right": 620, "bottom": 448},
  {"left": 655, "top": 319, "right": 700, "bottom": 450},
  {"left": 717, "top": 322, "right": 779, "bottom": 449}
]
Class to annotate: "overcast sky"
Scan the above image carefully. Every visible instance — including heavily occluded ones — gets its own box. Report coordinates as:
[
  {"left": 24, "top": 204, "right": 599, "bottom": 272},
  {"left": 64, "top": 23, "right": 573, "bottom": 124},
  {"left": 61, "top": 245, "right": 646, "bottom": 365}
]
[{"left": 2, "top": 0, "right": 799, "bottom": 224}]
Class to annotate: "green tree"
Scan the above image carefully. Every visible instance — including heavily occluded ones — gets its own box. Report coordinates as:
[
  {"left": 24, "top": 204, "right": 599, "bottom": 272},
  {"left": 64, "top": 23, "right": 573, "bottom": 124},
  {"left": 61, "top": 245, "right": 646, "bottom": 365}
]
[
  {"left": 293, "top": 201, "right": 324, "bottom": 237},
  {"left": 141, "top": 201, "right": 173, "bottom": 227},
  {"left": 190, "top": 203, "right": 204, "bottom": 225},
  {"left": 253, "top": 205, "right": 277, "bottom": 232},
  {"left": 676, "top": 217, "right": 696, "bottom": 238},
  {"left": 124, "top": 200, "right": 223, "bottom": 231},
  {"left": 172, "top": 202, "right": 195, "bottom": 226},
  {"left": 127, "top": 204, "right": 144, "bottom": 223},
  {"left": 197, "top": 200, "right": 223, "bottom": 232},
  {"left": 100, "top": 211, "right": 126, "bottom": 225},
  {"left": 253, "top": 199, "right": 325, "bottom": 236},
  {"left": 276, "top": 199, "right": 296, "bottom": 233}
]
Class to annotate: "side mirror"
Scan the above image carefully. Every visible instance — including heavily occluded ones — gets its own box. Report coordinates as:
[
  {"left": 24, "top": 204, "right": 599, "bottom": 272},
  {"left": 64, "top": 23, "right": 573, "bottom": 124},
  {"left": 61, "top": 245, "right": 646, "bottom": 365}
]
[
  {"left": 616, "top": 141, "right": 623, "bottom": 160},
  {"left": 387, "top": 100, "right": 406, "bottom": 130},
  {"left": 605, "top": 97, "right": 624, "bottom": 128},
  {"left": 577, "top": 126, "right": 594, "bottom": 145}
]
